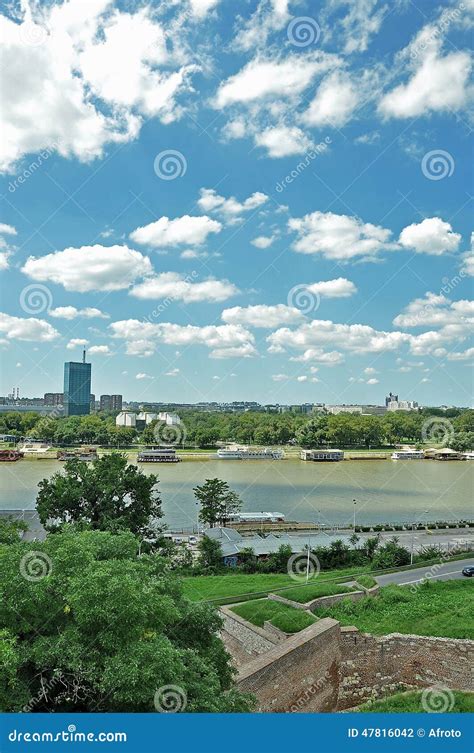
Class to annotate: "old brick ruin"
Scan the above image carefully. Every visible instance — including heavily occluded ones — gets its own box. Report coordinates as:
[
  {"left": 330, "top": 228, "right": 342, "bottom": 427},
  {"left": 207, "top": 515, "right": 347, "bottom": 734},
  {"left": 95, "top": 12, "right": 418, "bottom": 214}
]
[{"left": 221, "top": 609, "right": 473, "bottom": 712}]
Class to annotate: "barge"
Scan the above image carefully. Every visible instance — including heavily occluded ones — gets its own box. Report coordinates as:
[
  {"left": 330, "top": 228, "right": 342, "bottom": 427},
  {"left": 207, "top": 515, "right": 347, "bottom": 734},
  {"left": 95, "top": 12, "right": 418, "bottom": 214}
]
[{"left": 137, "top": 447, "right": 180, "bottom": 463}]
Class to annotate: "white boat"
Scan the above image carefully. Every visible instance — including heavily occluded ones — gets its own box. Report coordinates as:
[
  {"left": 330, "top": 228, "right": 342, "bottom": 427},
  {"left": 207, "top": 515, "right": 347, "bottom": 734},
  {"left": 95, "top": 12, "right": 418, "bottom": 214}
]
[
  {"left": 217, "top": 444, "right": 284, "bottom": 460},
  {"left": 19, "top": 442, "right": 52, "bottom": 455},
  {"left": 462, "top": 452, "right": 474, "bottom": 460},
  {"left": 391, "top": 450, "right": 424, "bottom": 460}
]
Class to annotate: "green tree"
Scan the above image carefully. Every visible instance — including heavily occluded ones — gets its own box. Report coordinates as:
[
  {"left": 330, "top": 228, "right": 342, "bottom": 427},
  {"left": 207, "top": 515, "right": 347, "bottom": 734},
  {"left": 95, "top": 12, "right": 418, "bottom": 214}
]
[
  {"left": 194, "top": 479, "right": 242, "bottom": 527},
  {"left": 0, "top": 518, "right": 27, "bottom": 545},
  {"left": 0, "top": 529, "right": 253, "bottom": 712},
  {"left": 36, "top": 453, "right": 162, "bottom": 538},
  {"left": 197, "top": 536, "right": 224, "bottom": 572},
  {"left": 371, "top": 537, "right": 411, "bottom": 569}
]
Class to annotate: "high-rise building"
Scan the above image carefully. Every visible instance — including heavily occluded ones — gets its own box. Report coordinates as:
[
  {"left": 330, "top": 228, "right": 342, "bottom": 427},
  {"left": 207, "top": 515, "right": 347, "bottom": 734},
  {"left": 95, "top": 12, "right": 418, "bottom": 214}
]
[
  {"left": 100, "top": 394, "right": 123, "bottom": 412},
  {"left": 44, "top": 392, "right": 64, "bottom": 406},
  {"left": 385, "top": 392, "right": 398, "bottom": 407},
  {"left": 63, "top": 351, "right": 91, "bottom": 417}
]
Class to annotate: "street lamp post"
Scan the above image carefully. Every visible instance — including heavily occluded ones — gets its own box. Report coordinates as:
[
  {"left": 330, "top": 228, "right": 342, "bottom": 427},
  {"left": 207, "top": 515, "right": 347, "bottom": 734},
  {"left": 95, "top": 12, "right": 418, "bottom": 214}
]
[{"left": 353, "top": 499, "right": 357, "bottom": 531}]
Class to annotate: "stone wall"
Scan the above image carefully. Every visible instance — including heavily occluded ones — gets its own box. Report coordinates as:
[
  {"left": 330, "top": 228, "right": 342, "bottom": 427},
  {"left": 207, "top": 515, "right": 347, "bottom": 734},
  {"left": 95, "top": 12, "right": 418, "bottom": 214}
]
[
  {"left": 236, "top": 618, "right": 341, "bottom": 712},
  {"left": 220, "top": 607, "right": 278, "bottom": 668},
  {"left": 338, "top": 626, "right": 474, "bottom": 709}
]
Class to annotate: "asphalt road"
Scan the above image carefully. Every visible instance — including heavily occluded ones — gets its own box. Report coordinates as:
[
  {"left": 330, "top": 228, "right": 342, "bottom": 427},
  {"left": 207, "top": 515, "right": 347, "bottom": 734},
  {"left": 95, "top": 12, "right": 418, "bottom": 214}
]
[{"left": 375, "top": 558, "right": 474, "bottom": 586}]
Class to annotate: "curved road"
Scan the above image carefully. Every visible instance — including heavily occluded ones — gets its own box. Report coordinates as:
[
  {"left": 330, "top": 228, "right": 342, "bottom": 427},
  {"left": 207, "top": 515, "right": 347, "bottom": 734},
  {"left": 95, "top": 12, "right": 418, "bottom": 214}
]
[{"left": 375, "top": 557, "right": 474, "bottom": 587}]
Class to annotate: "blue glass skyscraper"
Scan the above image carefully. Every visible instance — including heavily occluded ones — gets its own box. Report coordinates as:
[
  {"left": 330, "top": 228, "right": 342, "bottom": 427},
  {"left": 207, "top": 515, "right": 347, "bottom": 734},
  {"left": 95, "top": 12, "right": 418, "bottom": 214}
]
[{"left": 63, "top": 351, "right": 91, "bottom": 417}]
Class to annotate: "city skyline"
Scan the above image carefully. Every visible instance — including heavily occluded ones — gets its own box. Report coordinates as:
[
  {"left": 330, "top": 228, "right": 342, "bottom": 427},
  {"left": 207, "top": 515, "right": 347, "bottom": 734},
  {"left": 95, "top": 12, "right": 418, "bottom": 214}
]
[{"left": 0, "top": 1, "right": 472, "bottom": 406}]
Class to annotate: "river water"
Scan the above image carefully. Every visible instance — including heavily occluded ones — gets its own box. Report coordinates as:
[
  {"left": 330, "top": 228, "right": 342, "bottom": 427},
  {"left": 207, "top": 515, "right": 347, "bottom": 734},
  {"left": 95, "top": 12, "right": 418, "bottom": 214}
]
[{"left": 1, "top": 457, "right": 472, "bottom": 529}]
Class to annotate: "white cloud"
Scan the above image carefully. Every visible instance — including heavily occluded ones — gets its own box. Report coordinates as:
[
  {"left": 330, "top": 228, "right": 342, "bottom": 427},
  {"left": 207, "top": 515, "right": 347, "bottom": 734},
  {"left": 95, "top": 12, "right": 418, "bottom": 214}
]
[
  {"left": 272, "top": 373, "right": 289, "bottom": 382},
  {"left": 326, "top": 0, "right": 388, "bottom": 54},
  {"left": 0, "top": 222, "right": 17, "bottom": 270},
  {"left": 111, "top": 319, "right": 256, "bottom": 359},
  {"left": 255, "top": 126, "right": 312, "bottom": 157},
  {"left": 131, "top": 273, "right": 238, "bottom": 303},
  {"left": 268, "top": 319, "right": 411, "bottom": 356},
  {"left": 165, "top": 367, "right": 180, "bottom": 376},
  {"left": 251, "top": 235, "right": 275, "bottom": 249},
  {"left": 366, "top": 377, "right": 379, "bottom": 385},
  {"left": 66, "top": 338, "right": 88, "bottom": 349},
  {"left": 88, "top": 345, "right": 111, "bottom": 356},
  {"left": 302, "top": 71, "right": 359, "bottom": 127},
  {"left": 364, "top": 367, "right": 378, "bottom": 375},
  {"left": 289, "top": 211, "right": 394, "bottom": 261},
  {"left": 461, "top": 233, "right": 474, "bottom": 276},
  {"left": 0, "top": 223, "right": 16, "bottom": 236},
  {"left": 49, "top": 306, "right": 109, "bottom": 320},
  {"left": 289, "top": 348, "right": 345, "bottom": 365},
  {"left": 213, "top": 54, "right": 329, "bottom": 109},
  {"left": 0, "top": 312, "right": 59, "bottom": 342},
  {"left": 22, "top": 244, "right": 152, "bottom": 292},
  {"left": 306, "top": 278, "right": 357, "bottom": 298},
  {"left": 130, "top": 215, "right": 222, "bottom": 248},
  {"left": 136, "top": 372, "right": 153, "bottom": 380},
  {"left": 398, "top": 218, "right": 461, "bottom": 255},
  {"left": 393, "top": 292, "right": 474, "bottom": 329},
  {"left": 222, "top": 304, "right": 304, "bottom": 328},
  {"left": 0, "top": 3, "right": 199, "bottom": 172},
  {"left": 447, "top": 347, "right": 474, "bottom": 361},
  {"left": 197, "top": 188, "right": 268, "bottom": 219},
  {"left": 379, "top": 29, "right": 472, "bottom": 119},
  {"left": 189, "top": 0, "right": 220, "bottom": 17}
]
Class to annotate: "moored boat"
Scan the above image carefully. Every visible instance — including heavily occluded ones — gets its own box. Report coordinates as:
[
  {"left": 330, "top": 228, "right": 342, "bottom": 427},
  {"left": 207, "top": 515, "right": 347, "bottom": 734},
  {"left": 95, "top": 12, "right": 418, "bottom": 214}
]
[
  {"left": 137, "top": 447, "right": 180, "bottom": 463},
  {"left": 391, "top": 450, "right": 424, "bottom": 460},
  {"left": 217, "top": 444, "right": 284, "bottom": 460},
  {"left": 0, "top": 449, "right": 23, "bottom": 462}
]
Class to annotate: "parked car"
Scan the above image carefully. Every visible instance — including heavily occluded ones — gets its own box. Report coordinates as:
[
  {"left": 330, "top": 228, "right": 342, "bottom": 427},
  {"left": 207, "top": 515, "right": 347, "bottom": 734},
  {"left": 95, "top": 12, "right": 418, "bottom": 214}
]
[{"left": 461, "top": 566, "right": 474, "bottom": 577}]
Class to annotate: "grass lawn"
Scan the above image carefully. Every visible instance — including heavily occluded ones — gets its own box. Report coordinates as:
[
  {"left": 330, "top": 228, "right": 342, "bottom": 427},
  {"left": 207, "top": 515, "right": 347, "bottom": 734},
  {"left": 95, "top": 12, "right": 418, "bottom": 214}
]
[
  {"left": 357, "top": 689, "right": 474, "bottom": 713},
  {"left": 317, "top": 580, "right": 474, "bottom": 640},
  {"left": 278, "top": 582, "right": 354, "bottom": 604},
  {"left": 182, "top": 566, "right": 368, "bottom": 604},
  {"left": 354, "top": 575, "right": 377, "bottom": 589},
  {"left": 231, "top": 599, "right": 317, "bottom": 634}
]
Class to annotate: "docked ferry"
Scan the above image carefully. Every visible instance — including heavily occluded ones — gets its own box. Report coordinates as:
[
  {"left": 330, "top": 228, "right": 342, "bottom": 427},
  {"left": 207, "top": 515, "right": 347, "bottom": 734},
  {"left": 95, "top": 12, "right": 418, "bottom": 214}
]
[
  {"left": 391, "top": 450, "right": 424, "bottom": 460},
  {"left": 137, "top": 447, "right": 180, "bottom": 463},
  {"left": 217, "top": 445, "right": 284, "bottom": 460},
  {"left": 19, "top": 442, "right": 52, "bottom": 455},
  {"left": 57, "top": 448, "right": 98, "bottom": 462}
]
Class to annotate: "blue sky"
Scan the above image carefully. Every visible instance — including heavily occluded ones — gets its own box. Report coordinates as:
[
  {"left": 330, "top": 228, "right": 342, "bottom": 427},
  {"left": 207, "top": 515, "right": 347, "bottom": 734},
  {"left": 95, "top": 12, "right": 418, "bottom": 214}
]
[{"left": 0, "top": 0, "right": 473, "bottom": 406}]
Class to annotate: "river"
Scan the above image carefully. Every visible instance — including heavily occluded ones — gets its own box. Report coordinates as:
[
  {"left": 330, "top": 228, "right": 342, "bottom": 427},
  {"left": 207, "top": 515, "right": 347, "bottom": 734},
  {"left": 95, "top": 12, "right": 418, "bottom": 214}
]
[{"left": 1, "top": 457, "right": 472, "bottom": 529}]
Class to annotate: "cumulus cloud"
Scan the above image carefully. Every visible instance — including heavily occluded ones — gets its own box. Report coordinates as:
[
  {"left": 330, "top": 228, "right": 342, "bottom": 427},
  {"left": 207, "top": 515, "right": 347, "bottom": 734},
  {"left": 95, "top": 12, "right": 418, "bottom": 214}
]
[
  {"left": 0, "top": 222, "right": 17, "bottom": 270},
  {"left": 22, "top": 244, "right": 152, "bottom": 292},
  {"left": 222, "top": 304, "right": 304, "bottom": 328},
  {"left": 302, "top": 71, "right": 359, "bottom": 128},
  {"left": 306, "top": 278, "right": 357, "bottom": 298},
  {"left": 289, "top": 348, "right": 345, "bottom": 365},
  {"left": 49, "top": 306, "right": 109, "bottom": 319},
  {"left": 66, "top": 338, "right": 88, "bottom": 349},
  {"left": 447, "top": 347, "right": 474, "bottom": 361},
  {"left": 288, "top": 211, "right": 394, "bottom": 261},
  {"left": 0, "top": 2, "right": 202, "bottom": 173},
  {"left": 268, "top": 319, "right": 411, "bottom": 356},
  {"left": 393, "top": 292, "right": 474, "bottom": 329},
  {"left": 130, "top": 215, "right": 222, "bottom": 248},
  {"left": 197, "top": 188, "right": 268, "bottom": 219},
  {"left": 251, "top": 235, "right": 275, "bottom": 249},
  {"left": 111, "top": 319, "right": 256, "bottom": 359},
  {"left": 366, "top": 377, "right": 379, "bottom": 385},
  {"left": 88, "top": 344, "right": 112, "bottom": 356},
  {"left": 0, "top": 312, "right": 59, "bottom": 342},
  {"left": 379, "top": 27, "right": 472, "bottom": 119},
  {"left": 255, "top": 126, "right": 313, "bottom": 157},
  {"left": 131, "top": 273, "right": 238, "bottom": 303},
  {"left": 398, "top": 218, "right": 461, "bottom": 255}
]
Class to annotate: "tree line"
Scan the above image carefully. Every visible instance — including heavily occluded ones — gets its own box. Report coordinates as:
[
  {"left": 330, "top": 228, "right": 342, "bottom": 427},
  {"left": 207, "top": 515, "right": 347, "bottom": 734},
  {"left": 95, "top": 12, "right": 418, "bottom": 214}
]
[{"left": 1, "top": 407, "right": 473, "bottom": 450}]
